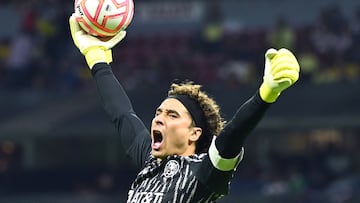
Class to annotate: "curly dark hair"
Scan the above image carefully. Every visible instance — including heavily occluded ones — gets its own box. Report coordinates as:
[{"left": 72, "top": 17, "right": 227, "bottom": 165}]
[{"left": 167, "top": 81, "right": 225, "bottom": 154}]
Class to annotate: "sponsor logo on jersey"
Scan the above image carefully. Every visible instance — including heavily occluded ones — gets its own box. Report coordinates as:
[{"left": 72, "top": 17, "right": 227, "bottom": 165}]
[{"left": 128, "top": 190, "right": 164, "bottom": 203}]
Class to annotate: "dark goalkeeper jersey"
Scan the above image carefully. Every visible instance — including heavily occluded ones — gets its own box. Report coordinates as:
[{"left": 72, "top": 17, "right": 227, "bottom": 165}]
[
  {"left": 128, "top": 154, "right": 227, "bottom": 203},
  {"left": 91, "top": 63, "right": 270, "bottom": 203}
]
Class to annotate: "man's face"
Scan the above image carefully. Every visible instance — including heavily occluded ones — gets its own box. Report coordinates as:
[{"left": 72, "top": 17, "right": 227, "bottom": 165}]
[{"left": 150, "top": 98, "right": 200, "bottom": 159}]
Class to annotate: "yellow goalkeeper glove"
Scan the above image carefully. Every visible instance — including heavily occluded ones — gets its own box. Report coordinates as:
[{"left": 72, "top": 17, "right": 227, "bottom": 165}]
[
  {"left": 69, "top": 14, "right": 126, "bottom": 69},
  {"left": 259, "top": 48, "right": 300, "bottom": 103}
]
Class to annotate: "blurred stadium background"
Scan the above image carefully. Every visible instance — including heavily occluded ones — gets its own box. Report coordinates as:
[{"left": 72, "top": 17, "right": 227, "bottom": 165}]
[{"left": 0, "top": 0, "right": 360, "bottom": 202}]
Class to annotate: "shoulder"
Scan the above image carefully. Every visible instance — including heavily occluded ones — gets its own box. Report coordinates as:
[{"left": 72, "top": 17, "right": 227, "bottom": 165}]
[{"left": 186, "top": 153, "right": 208, "bottom": 162}]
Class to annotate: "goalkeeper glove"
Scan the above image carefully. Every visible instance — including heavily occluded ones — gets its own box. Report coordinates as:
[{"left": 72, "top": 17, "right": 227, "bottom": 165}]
[
  {"left": 259, "top": 48, "right": 300, "bottom": 103},
  {"left": 69, "top": 14, "right": 126, "bottom": 69}
]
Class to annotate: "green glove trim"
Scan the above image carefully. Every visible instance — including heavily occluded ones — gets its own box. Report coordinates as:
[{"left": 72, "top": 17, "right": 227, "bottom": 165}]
[
  {"left": 105, "top": 49, "right": 113, "bottom": 64},
  {"left": 85, "top": 48, "right": 107, "bottom": 69},
  {"left": 259, "top": 82, "right": 280, "bottom": 103}
]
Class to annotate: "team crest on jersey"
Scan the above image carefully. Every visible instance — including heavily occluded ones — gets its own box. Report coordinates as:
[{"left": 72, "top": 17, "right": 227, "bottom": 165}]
[{"left": 164, "top": 160, "right": 180, "bottom": 178}]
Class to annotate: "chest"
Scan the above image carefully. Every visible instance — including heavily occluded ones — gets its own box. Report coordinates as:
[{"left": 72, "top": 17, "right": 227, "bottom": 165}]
[{"left": 128, "top": 159, "right": 200, "bottom": 203}]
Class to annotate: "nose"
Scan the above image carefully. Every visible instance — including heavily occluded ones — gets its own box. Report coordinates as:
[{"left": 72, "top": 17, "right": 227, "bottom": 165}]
[{"left": 153, "top": 114, "right": 164, "bottom": 126}]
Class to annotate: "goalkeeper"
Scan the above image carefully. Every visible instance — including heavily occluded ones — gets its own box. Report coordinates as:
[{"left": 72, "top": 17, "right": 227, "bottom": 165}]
[{"left": 69, "top": 14, "right": 300, "bottom": 203}]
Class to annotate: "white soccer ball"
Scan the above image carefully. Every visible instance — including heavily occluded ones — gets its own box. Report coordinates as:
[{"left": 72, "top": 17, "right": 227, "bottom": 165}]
[{"left": 74, "top": 0, "right": 134, "bottom": 37}]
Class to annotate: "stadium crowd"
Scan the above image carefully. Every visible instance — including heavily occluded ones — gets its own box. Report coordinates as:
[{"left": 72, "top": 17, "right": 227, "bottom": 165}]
[{"left": 0, "top": 2, "right": 359, "bottom": 92}]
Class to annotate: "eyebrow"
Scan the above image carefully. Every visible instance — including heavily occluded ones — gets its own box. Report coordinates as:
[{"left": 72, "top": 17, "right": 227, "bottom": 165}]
[{"left": 156, "top": 108, "right": 182, "bottom": 116}]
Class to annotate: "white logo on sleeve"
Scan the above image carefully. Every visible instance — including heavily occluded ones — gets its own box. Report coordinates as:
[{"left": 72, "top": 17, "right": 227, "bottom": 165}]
[{"left": 163, "top": 160, "right": 180, "bottom": 178}]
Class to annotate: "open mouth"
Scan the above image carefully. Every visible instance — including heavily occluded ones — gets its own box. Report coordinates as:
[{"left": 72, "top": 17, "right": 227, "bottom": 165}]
[{"left": 152, "top": 130, "right": 163, "bottom": 150}]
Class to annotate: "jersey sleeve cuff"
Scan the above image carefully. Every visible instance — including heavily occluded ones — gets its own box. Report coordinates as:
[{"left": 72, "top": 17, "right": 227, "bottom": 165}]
[{"left": 208, "top": 136, "right": 244, "bottom": 171}]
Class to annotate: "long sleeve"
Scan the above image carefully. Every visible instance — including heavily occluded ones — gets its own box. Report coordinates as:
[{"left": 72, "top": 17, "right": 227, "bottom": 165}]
[
  {"left": 195, "top": 90, "right": 270, "bottom": 195},
  {"left": 215, "top": 90, "right": 270, "bottom": 158},
  {"left": 91, "top": 63, "right": 151, "bottom": 169}
]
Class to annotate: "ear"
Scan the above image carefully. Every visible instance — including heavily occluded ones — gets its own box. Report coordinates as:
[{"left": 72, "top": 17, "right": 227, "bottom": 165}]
[{"left": 189, "top": 127, "right": 202, "bottom": 142}]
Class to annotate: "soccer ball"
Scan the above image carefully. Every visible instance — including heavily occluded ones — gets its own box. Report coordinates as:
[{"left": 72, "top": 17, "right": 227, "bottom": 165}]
[{"left": 74, "top": 0, "right": 134, "bottom": 37}]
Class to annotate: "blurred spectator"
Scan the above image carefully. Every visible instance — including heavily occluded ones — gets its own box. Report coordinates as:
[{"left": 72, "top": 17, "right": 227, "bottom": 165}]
[
  {"left": 310, "top": 4, "right": 352, "bottom": 83},
  {"left": 217, "top": 57, "right": 255, "bottom": 88},
  {"left": 201, "top": 0, "right": 223, "bottom": 53},
  {"left": 4, "top": 7, "right": 36, "bottom": 89},
  {"left": 267, "top": 15, "right": 296, "bottom": 50},
  {"left": 297, "top": 45, "right": 320, "bottom": 83},
  {"left": 343, "top": 6, "right": 360, "bottom": 82}
]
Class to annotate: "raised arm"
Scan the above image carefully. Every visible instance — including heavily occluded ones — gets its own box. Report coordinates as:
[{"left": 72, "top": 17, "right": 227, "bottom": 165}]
[
  {"left": 214, "top": 48, "right": 300, "bottom": 160},
  {"left": 69, "top": 14, "right": 151, "bottom": 168},
  {"left": 197, "top": 48, "right": 300, "bottom": 194},
  {"left": 91, "top": 63, "right": 151, "bottom": 168}
]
